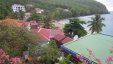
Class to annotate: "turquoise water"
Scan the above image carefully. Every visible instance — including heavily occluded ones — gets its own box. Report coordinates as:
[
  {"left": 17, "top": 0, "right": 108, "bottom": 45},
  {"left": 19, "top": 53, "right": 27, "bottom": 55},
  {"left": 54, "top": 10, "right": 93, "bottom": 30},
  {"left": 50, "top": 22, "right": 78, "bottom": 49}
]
[{"left": 59, "top": 12, "right": 113, "bottom": 36}]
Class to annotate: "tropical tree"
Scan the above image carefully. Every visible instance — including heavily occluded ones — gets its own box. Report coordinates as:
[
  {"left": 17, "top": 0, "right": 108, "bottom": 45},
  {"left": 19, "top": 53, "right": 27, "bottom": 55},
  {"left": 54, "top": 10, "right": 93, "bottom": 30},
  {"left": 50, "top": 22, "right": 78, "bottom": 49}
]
[
  {"left": 0, "top": 20, "right": 38, "bottom": 56},
  {"left": 0, "top": 4, "right": 12, "bottom": 20},
  {"left": 30, "top": 40, "right": 60, "bottom": 64},
  {"left": 27, "top": 13, "right": 42, "bottom": 22},
  {"left": 63, "top": 18, "right": 87, "bottom": 38},
  {"left": 87, "top": 14, "right": 105, "bottom": 34},
  {"left": 59, "top": 54, "right": 72, "bottom": 64},
  {"left": 8, "top": 10, "right": 25, "bottom": 20},
  {"left": 47, "top": 9, "right": 60, "bottom": 20},
  {"left": 42, "top": 15, "right": 54, "bottom": 29}
]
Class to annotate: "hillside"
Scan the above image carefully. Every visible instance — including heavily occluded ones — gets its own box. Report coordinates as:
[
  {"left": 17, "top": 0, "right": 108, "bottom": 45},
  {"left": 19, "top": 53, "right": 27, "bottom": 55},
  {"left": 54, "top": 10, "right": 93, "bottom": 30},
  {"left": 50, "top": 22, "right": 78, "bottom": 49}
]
[
  {"left": 29, "top": 0, "right": 108, "bottom": 14},
  {"left": 0, "top": 0, "right": 109, "bottom": 19}
]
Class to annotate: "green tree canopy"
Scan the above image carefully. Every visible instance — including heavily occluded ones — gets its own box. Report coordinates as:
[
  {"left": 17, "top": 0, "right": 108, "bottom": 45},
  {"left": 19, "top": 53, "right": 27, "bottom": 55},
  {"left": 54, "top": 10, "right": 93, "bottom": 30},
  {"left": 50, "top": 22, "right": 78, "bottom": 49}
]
[
  {"left": 63, "top": 18, "right": 87, "bottom": 38},
  {"left": 27, "top": 13, "right": 43, "bottom": 22},
  {"left": 42, "top": 15, "right": 54, "bottom": 29},
  {"left": 0, "top": 4, "right": 12, "bottom": 20},
  {"left": 87, "top": 14, "right": 105, "bottom": 34},
  {"left": 0, "top": 26, "right": 38, "bottom": 56},
  {"left": 30, "top": 40, "right": 60, "bottom": 64}
]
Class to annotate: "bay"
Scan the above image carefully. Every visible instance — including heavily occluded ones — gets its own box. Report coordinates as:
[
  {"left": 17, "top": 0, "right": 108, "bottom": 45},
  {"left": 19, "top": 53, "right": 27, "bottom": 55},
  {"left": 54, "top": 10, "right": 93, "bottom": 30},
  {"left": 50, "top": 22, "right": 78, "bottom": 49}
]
[{"left": 58, "top": 12, "right": 113, "bottom": 36}]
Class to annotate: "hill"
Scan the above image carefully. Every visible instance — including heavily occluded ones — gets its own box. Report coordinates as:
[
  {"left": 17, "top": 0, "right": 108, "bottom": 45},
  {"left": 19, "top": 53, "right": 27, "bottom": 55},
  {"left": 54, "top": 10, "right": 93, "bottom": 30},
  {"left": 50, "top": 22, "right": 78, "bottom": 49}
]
[
  {"left": 30, "top": 0, "right": 108, "bottom": 14},
  {"left": 27, "top": 0, "right": 109, "bottom": 19},
  {"left": 0, "top": 0, "right": 109, "bottom": 19}
]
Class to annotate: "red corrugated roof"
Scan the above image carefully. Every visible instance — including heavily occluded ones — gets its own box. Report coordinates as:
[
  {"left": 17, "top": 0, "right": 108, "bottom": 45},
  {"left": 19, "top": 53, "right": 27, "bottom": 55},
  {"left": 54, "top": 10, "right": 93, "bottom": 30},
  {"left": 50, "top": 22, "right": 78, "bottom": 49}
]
[
  {"left": 54, "top": 34, "right": 65, "bottom": 42},
  {"left": 32, "top": 28, "right": 65, "bottom": 42},
  {"left": 32, "top": 29, "right": 49, "bottom": 42},
  {"left": 32, "top": 28, "right": 50, "bottom": 42},
  {"left": 61, "top": 37, "right": 73, "bottom": 44},
  {"left": 54, "top": 34, "right": 73, "bottom": 44},
  {"left": 37, "top": 33, "right": 50, "bottom": 42},
  {"left": 0, "top": 19, "right": 24, "bottom": 27},
  {"left": 51, "top": 28, "right": 64, "bottom": 37},
  {"left": 38, "top": 28, "right": 51, "bottom": 40}
]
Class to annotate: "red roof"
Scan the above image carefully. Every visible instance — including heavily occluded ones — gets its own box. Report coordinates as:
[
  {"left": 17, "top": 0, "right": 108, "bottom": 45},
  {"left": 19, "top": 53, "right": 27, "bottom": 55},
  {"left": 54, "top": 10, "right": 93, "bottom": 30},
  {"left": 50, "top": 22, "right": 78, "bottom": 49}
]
[
  {"left": 32, "top": 28, "right": 50, "bottom": 42},
  {"left": 32, "top": 28, "right": 64, "bottom": 42},
  {"left": 54, "top": 34, "right": 65, "bottom": 42},
  {"left": 0, "top": 19, "right": 24, "bottom": 27},
  {"left": 22, "top": 22, "right": 30, "bottom": 27},
  {"left": 32, "top": 29, "right": 49, "bottom": 42},
  {"left": 51, "top": 28, "right": 64, "bottom": 37},
  {"left": 30, "top": 21, "right": 38, "bottom": 26},
  {"left": 61, "top": 37, "right": 73, "bottom": 44},
  {"left": 37, "top": 33, "right": 49, "bottom": 42},
  {"left": 38, "top": 28, "right": 51, "bottom": 40},
  {"left": 54, "top": 34, "right": 73, "bottom": 44}
]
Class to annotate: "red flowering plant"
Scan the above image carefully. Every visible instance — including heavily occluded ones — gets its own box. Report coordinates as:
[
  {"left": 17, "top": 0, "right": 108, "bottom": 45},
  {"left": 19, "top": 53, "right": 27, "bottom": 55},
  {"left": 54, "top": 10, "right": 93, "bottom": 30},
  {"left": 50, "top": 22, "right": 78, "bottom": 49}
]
[
  {"left": 75, "top": 49, "right": 102, "bottom": 64},
  {"left": 105, "top": 56, "right": 113, "bottom": 64},
  {"left": 0, "top": 48, "right": 21, "bottom": 64},
  {"left": 87, "top": 48, "right": 113, "bottom": 64},
  {"left": 105, "top": 48, "right": 113, "bottom": 64},
  {"left": 75, "top": 48, "right": 113, "bottom": 64}
]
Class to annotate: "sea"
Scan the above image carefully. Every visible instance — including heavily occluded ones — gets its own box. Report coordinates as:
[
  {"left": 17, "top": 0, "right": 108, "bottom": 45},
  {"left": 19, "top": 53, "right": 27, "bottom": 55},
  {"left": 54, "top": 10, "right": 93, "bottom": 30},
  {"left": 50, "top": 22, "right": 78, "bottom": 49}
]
[{"left": 58, "top": 12, "right": 113, "bottom": 36}]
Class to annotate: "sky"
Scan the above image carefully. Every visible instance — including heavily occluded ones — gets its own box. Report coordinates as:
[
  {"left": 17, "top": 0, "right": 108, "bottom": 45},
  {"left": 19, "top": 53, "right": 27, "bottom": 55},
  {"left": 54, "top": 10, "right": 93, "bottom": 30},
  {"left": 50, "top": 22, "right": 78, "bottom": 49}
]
[{"left": 96, "top": 0, "right": 113, "bottom": 11}]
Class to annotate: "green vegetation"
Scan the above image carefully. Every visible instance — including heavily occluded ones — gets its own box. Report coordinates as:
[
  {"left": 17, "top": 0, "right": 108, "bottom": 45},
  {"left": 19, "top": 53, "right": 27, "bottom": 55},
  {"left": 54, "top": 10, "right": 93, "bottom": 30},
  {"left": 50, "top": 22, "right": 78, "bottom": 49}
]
[
  {"left": 63, "top": 18, "right": 87, "bottom": 38},
  {"left": 0, "top": 24, "right": 38, "bottom": 55},
  {"left": 0, "top": 2, "right": 12, "bottom": 19},
  {"left": 30, "top": 40, "right": 64, "bottom": 64},
  {"left": 42, "top": 15, "right": 55, "bottom": 28},
  {"left": 29, "top": 0, "right": 108, "bottom": 18},
  {"left": 0, "top": 0, "right": 108, "bottom": 20},
  {"left": 11, "top": 10, "right": 25, "bottom": 20},
  {"left": 27, "top": 13, "right": 42, "bottom": 22},
  {"left": 87, "top": 14, "right": 105, "bottom": 34},
  {"left": 0, "top": 0, "right": 26, "bottom": 20},
  {"left": 39, "top": 41, "right": 60, "bottom": 64}
]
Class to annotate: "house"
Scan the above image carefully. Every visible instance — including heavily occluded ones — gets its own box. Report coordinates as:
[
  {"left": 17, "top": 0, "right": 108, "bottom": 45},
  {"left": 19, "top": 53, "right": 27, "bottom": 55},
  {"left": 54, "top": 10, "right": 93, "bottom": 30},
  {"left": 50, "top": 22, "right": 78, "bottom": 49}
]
[
  {"left": 12, "top": 4, "right": 26, "bottom": 12},
  {"left": 35, "top": 8, "right": 44, "bottom": 14},
  {"left": 54, "top": 34, "right": 73, "bottom": 47},
  {"left": 30, "top": 21, "right": 39, "bottom": 29},
  {"left": 32, "top": 28, "right": 64, "bottom": 42},
  {"left": 22, "top": 21, "right": 39, "bottom": 30},
  {"left": 0, "top": 19, "right": 24, "bottom": 27},
  {"left": 26, "top": 4, "right": 33, "bottom": 7},
  {"left": 61, "top": 34, "right": 113, "bottom": 64},
  {"left": 21, "top": 21, "right": 31, "bottom": 31},
  {"left": 63, "top": 9, "right": 70, "bottom": 12},
  {"left": 24, "top": 12, "right": 31, "bottom": 20},
  {"left": 0, "top": 19, "right": 39, "bottom": 31}
]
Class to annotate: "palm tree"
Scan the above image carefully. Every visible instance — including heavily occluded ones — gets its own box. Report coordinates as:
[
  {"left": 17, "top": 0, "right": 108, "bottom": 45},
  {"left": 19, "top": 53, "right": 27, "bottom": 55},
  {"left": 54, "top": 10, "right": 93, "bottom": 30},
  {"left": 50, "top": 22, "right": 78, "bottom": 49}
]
[
  {"left": 63, "top": 18, "right": 87, "bottom": 38},
  {"left": 87, "top": 14, "right": 105, "bottom": 34}
]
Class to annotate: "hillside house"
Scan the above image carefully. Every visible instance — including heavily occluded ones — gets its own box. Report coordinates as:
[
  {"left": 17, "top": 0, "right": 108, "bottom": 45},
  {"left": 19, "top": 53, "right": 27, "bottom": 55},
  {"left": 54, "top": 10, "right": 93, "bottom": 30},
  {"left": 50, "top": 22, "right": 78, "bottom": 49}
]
[
  {"left": 54, "top": 34, "right": 73, "bottom": 47},
  {"left": 35, "top": 8, "right": 44, "bottom": 14},
  {"left": 32, "top": 28, "right": 65, "bottom": 42},
  {"left": 24, "top": 12, "right": 31, "bottom": 20},
  {"left": 12, "top": 4, "right": 26, "bottom": 12}
]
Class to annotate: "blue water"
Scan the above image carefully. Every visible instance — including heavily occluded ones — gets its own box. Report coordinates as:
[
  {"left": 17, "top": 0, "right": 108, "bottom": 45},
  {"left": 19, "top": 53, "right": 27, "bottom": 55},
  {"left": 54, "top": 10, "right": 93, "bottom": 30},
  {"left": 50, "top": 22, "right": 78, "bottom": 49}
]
[
  {"left": 80, "top": 12, "right": 113, "bottom": 36},
  {"left": 59, "top": 12, "right": 113, "bottom": 36}
]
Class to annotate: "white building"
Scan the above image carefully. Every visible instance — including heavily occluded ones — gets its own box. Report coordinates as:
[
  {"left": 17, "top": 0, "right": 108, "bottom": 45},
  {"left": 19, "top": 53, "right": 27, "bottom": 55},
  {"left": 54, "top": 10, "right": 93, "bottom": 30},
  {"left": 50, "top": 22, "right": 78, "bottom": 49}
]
[
  {"left": 12, "top": 4, "right": 26, "bottom": 12},
  {"left": 24, "top": 12, "right": 31, "bottom": 20},
  {"left": 35, "top": 8, "right": 44, "bottom": 14}
]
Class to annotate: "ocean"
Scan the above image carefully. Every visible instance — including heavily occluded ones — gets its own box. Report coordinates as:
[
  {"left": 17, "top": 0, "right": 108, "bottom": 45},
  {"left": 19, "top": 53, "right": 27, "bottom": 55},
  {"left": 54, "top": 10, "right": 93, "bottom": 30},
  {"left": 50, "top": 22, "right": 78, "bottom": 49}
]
[{"left": 59, "top": 12, "right": 113, "bottom": 36}]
